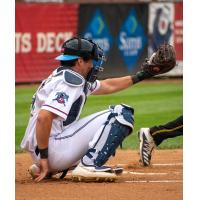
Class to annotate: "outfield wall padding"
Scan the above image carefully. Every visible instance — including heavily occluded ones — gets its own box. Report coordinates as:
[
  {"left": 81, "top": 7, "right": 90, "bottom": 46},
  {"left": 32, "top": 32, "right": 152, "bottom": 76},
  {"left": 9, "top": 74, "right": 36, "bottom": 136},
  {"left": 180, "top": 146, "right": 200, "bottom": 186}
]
[
  {"left": 15, "top": 2, "right": 183, "bottom": 83},
  {"left": 16, "top": 3, "right": 78, "bottom": 82}
]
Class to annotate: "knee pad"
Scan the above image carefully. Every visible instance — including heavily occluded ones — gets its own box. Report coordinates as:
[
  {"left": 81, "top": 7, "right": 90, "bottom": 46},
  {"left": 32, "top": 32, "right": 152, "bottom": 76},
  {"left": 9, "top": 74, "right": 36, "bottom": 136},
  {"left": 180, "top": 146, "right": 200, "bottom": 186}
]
[
  {"left": 110, "top": 104, "right": 134, "bottom": 129},
  {"left": 86, "top": 104, "right": 134, "bottom": 167}
]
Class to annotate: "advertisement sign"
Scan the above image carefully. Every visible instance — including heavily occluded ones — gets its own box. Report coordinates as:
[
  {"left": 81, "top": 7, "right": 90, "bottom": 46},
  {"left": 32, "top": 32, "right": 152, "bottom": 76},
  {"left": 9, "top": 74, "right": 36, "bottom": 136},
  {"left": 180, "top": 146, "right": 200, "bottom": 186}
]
[
  {"left": 83, "top": 9, "right": 113, "bottom": 55},
  {"left": 16, "top": 3, "right": 78, "bottom": 83},
  {"left": 79, "top": 4, "right": 148, "bottom": 78},
  {"left": 149, "top": 2, "right": 183, "bottom": 76},
  {"left": 174, "top": 2, "right": 183, "bottom": 61},
  {"left": 117, "top": 9, "right": 147, "bottom": 71},
  {"left": 148, "top": 3, "right": 174, "bottom": 56}
]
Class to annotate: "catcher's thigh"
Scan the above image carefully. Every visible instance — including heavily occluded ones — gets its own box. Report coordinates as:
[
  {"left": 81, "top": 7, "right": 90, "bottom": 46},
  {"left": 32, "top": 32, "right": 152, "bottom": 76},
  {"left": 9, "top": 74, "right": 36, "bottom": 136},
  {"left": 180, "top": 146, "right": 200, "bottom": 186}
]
[{"left": 47, "top": 109, "right": 112, "bottom": 171}]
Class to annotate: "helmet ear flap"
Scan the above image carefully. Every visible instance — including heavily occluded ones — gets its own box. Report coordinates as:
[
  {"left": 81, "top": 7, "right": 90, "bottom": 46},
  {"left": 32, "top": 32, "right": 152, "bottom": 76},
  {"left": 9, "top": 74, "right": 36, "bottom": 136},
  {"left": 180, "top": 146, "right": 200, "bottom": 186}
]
[{"left": 88, "top": 40, "right": 105, "bottom": 61}]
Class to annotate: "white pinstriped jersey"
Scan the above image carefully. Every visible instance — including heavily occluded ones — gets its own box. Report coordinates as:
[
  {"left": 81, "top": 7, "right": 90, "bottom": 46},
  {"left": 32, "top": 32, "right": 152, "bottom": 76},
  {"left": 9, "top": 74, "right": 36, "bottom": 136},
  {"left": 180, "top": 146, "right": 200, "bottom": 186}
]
[{"left": 21, "top": 68, "right": 100, "bottom": 152}]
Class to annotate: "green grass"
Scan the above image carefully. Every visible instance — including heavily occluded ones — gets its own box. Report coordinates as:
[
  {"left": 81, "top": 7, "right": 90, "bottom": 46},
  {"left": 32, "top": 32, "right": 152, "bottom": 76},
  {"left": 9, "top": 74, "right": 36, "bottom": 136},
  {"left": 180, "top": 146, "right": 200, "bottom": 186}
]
[{"left": 16, "top": 80, "right": 183, "bottom": 152}]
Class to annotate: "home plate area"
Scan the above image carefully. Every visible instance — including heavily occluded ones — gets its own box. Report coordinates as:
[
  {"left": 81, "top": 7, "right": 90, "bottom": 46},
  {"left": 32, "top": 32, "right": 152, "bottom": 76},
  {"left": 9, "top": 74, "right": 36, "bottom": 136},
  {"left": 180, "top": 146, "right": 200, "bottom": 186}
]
[{"left": 16, "top": 149, "right": 183, "bottom": 200}]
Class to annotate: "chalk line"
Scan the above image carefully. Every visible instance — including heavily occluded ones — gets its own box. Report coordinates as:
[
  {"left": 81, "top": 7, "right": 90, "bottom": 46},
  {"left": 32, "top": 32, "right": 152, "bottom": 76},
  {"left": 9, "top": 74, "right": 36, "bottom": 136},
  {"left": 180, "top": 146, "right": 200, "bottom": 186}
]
[
  {"left": 118, "top": 163, "right": 183, "bottom": 167},
  {"left": 125, "top": 180, "right": 182, "bottom": 183},
  {"left": 123, "top": 171, "right": 181, "bottom": 175}
]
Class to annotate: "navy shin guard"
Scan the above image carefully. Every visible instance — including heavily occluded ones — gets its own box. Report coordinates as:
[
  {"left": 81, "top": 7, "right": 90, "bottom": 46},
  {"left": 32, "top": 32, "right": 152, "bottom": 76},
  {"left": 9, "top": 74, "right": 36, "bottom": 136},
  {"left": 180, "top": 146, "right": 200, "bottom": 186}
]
[
  {"left": 94, "top": 120, "right": 132, "bottom": 166},
  {"left": 83, "top": 104, "right": 134, "bottom": 167}
]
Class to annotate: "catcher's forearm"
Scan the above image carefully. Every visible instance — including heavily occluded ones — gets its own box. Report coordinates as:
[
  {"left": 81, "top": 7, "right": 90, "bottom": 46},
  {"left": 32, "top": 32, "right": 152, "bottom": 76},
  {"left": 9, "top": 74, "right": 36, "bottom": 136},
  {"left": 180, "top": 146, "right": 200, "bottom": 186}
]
[
  {"left": 36, "top": 110, "right": 56, "bottom": 158},
  {"left": 94, "top": 76, "right": 133, "bottom": 95},
  {"left": 36, "top": 115, "right": 52, "bottom": 149},
  {"left": 36, "top": 119, "right": 51, "bottom": 158}
]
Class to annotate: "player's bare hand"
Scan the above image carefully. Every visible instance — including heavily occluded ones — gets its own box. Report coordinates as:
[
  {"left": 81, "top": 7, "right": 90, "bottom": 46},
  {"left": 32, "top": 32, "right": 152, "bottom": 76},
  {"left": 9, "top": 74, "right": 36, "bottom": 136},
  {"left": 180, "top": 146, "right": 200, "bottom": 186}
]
[{"left": 35, "top": 159, "right": 49, "bottom": 182}]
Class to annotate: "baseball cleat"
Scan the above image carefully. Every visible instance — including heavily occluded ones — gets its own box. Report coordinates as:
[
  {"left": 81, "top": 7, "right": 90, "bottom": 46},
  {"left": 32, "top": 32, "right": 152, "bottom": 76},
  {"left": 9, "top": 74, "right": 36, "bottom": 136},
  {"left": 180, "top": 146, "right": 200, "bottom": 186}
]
[
  {"left": 28, "top": 164, "right": 40, "bottom": 179},
  {"left": 139, "top": 128, "right": 155, "bottom": 166},
  {"left": 71, "top": 163, "right": 117, "bottom": 182},
  {"left": 111, "top": 166, "right": 124, "bottom": 175}
]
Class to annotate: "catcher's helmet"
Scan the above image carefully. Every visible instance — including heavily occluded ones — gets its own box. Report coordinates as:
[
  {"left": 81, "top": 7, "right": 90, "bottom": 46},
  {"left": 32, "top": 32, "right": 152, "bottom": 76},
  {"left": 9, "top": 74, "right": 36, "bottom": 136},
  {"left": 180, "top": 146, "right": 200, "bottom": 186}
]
[
  {"left": 55, "top": 37, "right": 105, "bottom": 62},
  {"left": 56, "top": 37, "right": 106, "bottom": 83}
]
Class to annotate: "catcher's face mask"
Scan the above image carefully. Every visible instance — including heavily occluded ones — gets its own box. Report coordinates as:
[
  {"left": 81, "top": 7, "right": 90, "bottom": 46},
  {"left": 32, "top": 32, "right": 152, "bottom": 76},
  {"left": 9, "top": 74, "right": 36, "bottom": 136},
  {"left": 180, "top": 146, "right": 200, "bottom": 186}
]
[{"left": 87, "top": 41, "right": 106, "bottom": 83}]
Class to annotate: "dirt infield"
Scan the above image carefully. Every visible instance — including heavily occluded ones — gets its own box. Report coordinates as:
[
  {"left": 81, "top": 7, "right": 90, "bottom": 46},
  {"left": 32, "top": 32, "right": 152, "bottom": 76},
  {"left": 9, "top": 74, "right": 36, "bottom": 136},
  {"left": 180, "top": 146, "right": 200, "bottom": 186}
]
[{"left": 16, "top": 149, "right": 182, "bottom": 200}]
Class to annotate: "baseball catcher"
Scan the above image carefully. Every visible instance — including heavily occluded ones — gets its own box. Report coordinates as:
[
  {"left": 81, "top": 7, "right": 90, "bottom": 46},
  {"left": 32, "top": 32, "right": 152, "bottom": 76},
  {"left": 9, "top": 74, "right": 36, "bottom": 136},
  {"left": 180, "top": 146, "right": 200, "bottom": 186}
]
[
  {"left": 132, "top": 43, "right": 176, "bottom": 83},
  {"left": 20, "top": 38, "right": 176, "bottom": 183}
]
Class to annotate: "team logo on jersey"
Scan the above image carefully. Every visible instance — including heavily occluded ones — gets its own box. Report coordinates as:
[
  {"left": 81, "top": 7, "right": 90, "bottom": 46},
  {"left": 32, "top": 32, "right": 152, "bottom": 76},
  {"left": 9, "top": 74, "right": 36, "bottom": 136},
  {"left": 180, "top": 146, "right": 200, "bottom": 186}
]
[{"left": 53, "top": 92, "right": 69, "bottom": 106}]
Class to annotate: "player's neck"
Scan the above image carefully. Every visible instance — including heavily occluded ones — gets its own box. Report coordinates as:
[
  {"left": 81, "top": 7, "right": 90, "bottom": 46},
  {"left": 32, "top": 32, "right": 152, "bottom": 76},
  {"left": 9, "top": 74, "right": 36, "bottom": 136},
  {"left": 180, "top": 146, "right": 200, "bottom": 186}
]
[
  {"left": 71, "top": 66, "right": 87, "bottom": 79},
  {"left": 71, "top": 64, "right": 92, "bottom": 80}
]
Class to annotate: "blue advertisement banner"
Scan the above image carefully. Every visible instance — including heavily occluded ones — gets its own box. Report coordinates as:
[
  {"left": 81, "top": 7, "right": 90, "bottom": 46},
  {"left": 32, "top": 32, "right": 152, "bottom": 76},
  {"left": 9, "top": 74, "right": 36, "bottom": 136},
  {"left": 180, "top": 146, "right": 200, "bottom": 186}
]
[
  {"left": 117, "top": 9, "right": 147, "bottom": 71},
  {"left": 83, "top": 9, "right": 113, "bottom": 55},
  {"left": 79, "top": 4, "right": 148, "bottom": 78}
]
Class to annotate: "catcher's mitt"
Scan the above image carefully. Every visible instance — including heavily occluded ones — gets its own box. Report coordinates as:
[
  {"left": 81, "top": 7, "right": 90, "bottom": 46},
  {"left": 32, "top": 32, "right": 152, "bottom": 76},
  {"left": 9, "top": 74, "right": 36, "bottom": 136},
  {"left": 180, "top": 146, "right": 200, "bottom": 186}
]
[{"left": 142, "top": 44, "right": 176, "bottom": 75}]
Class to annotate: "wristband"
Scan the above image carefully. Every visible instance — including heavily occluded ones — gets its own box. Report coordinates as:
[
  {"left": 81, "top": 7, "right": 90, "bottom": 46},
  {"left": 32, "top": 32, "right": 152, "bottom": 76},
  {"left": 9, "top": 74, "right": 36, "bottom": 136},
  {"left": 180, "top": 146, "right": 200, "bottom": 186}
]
[
  {"left": 38, "top": 147, "right": 48, "bottom": 159},
  {"left": 131, "top": 70, "right": 152, "bottom": 84}
]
